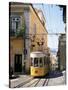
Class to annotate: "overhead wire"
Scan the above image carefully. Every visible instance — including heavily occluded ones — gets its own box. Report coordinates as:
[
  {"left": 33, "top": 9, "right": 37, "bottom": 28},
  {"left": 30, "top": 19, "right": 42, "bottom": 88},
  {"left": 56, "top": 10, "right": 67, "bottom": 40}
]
[{"left": 41, "top": 4, "right": 65, "bottom": 49}]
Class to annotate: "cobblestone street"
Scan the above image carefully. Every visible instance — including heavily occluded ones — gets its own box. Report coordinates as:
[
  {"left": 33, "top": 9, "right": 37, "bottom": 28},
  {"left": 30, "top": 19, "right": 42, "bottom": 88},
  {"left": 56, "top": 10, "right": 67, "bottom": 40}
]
[{"left": 9, "top": 70, "right": 66, "bottom": 88}]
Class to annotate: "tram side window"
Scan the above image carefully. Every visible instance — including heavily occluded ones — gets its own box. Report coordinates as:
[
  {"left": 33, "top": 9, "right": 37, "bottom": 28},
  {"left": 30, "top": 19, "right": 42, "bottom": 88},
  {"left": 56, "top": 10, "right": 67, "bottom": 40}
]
[
  {"left": 34, "top": 58, "right": 38, "bottom": 67},
  {"left": 39, "top": 58, "right": 43, "bottom": 67},
  {"left": 46, "top": 57, "right": 48, "bottom": 64},
  {"left": 44, "top": 57, "right": 48, "bottom": 65},
  {"left": 47, "top": 57, "right": 50, "bottom": 64},
  {"left": 44, "top": 57, "right": 46, "bottom": 65}
]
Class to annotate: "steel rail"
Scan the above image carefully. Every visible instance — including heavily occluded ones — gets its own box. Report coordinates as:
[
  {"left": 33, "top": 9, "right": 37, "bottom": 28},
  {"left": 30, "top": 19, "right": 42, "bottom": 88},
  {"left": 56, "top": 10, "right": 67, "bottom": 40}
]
[{"left": 13, "top": 77, "right": 33, "bottom": 88}]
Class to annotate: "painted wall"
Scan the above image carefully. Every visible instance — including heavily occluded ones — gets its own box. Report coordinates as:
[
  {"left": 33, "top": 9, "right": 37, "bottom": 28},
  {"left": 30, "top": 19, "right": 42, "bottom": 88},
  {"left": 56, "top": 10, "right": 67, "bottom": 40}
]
[
  {"left": 29, "top": 5, "right": 48, "bottom": 52},
  {"left": 10, "top": 37, "right": 24, "bottom": 72},
  {"left": 10, "top": 3, "right": 48, "bottom": 73}
]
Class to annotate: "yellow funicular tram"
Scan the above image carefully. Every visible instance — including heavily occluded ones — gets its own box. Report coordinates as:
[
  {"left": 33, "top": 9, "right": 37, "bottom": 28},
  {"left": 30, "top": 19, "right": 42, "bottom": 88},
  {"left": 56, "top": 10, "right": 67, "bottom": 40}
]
[{"left": 30, "top": 51, "right": 50, "bottom": 77}]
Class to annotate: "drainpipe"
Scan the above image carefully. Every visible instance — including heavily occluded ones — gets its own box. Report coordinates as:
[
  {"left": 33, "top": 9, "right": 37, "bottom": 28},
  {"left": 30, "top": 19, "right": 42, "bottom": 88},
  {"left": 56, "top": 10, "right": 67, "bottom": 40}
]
[{"left": 23, "top": 30, "right": 26, "bottom": 73}]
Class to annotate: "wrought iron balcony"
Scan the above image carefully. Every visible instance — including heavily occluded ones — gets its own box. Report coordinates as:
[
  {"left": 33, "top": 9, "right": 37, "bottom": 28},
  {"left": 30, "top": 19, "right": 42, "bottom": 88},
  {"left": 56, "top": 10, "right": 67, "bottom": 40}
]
[
  {"left": 10, "top": 30, "right": 15, "bottom": 36},
  {"left": 10, "top": 29, "right": 25, "bottom": 38}
]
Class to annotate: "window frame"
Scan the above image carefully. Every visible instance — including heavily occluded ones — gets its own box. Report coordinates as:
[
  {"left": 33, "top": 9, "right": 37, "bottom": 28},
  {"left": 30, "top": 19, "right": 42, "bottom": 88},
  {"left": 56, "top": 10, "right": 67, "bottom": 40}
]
[
  {"left": 31, "top": 58, "right": 34, "bottom": 66},
  {"left": 10, "top": 15, "right": 21, "bottom": 32},
  {"left": 34, "top": 58, "right": 39, "bottom": 67},
  {"left": 39, "top": 57, "right": 44, "bottom": 67}
]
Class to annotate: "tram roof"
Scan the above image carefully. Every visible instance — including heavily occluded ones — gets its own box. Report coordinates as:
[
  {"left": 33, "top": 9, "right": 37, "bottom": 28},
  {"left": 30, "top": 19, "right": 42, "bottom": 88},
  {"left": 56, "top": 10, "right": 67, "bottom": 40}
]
[{"left": 30, "top": 51, "right": 45, "bottom": 58}]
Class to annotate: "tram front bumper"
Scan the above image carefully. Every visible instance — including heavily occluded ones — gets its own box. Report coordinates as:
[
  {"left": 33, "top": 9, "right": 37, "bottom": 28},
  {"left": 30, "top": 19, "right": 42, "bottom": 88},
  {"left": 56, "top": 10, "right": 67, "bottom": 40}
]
[{"left": 30, "top": 67, "right": 45, "bottom": 76}]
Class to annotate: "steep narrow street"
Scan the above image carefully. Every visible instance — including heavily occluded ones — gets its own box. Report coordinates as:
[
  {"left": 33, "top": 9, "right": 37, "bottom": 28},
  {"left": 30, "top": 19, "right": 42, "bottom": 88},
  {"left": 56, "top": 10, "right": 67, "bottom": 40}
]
[{"left": 10, "top": 70, "right": 66, "bottom": 88}]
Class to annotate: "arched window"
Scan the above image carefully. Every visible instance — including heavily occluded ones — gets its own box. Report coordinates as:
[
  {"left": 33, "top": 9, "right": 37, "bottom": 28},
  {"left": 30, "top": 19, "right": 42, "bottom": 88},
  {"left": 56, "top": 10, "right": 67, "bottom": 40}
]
[{"left": 10, "top": 15, "right": 21, "bottom": 33}]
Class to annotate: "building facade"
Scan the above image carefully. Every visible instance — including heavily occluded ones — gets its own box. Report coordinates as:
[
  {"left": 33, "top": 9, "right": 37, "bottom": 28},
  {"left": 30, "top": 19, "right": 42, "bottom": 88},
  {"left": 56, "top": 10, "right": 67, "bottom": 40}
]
[
  {"left": 9, "top": 2, "right": 48, "bottom": 74},
  {"left": 57, "top": 34, "right": 66, "bottom": 71},
  {"left": 57, "top": 6, "right": 66, "bottom": 71},
  {"left": 50, "top": 54, "right": 58, "bottom": 71}
]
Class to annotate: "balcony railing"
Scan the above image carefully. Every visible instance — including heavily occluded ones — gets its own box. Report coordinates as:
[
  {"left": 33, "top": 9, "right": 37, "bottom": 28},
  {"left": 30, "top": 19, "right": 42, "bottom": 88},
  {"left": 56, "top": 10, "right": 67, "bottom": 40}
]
[
  {"left": 10, "top": 30, "right": 15, "bottom": 36},
  {"left": 10, "top": 29, "right": 25, "bottom": 38}
]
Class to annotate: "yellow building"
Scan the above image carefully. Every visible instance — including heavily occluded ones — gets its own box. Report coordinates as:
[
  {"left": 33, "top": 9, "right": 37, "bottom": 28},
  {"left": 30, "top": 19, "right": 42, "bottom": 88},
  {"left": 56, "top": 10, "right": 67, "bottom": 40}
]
[
  {"left": 9, "top": 2, "right": 48, "bottom": 74},
  {"left": 29, "top": 6, "right": 48, "bottom": 52}
]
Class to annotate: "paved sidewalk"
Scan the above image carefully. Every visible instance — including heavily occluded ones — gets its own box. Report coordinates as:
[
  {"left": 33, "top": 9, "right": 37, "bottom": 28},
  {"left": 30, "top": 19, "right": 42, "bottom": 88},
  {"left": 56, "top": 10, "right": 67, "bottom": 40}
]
[
  {"left": 9, "top": 75, "right": 33, "bottom": 88},
  {"left": 47, "top": 71, "right": 66, "bottom": 86}
]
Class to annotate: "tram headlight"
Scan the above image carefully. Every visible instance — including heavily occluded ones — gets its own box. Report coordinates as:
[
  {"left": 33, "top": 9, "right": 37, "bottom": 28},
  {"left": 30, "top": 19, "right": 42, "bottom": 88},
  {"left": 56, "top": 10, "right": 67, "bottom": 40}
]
[{"left": 35, "top": 70, "right": 38, "bottom": 73}]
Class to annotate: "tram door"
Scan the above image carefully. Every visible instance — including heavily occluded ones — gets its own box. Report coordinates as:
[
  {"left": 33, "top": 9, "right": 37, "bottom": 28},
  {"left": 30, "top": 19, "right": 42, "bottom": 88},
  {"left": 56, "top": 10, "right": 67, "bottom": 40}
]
[{"left": 14, "top": 54, "right": 22, "bottom": 72}]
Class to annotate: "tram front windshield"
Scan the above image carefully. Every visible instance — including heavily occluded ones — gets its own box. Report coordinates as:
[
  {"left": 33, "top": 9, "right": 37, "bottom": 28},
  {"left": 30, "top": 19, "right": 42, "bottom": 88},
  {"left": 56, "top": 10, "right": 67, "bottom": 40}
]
[
  {"left": 39, "top": 57, "right": 43, "bottom": 67},
  {"left": 34, "top": 58, "right": 38, "bottom": 67},
  {"left": 34, "top": 57, "right": 43, "bottom": 67},
  {"left": 31, "top": 57, "right": 44, "bottom": 67}
]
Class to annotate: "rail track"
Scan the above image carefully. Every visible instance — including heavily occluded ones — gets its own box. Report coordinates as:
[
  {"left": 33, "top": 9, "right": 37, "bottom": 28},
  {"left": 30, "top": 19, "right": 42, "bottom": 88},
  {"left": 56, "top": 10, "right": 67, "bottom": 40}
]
[{"left": 12, "top": 77, "right": 49, "bottom": 88}]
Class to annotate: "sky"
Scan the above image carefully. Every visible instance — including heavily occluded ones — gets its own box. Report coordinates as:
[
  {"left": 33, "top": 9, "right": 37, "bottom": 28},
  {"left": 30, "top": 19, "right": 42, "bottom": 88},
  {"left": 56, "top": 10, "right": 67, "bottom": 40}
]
[{"left": 33, "top": 4, "right": 65, "bottom": 51}]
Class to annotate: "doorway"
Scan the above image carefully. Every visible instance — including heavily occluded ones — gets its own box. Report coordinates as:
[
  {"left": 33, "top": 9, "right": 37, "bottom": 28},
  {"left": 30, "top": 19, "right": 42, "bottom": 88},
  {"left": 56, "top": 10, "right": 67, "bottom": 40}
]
[{"left": 14, "top": 54, "right": 22, "bottom": 72}]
